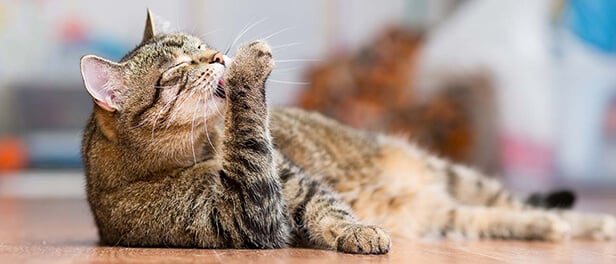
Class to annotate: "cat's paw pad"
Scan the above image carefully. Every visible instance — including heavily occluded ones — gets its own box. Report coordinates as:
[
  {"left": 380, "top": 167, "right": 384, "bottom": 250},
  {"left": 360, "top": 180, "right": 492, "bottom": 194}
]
[
  {"left": 246, "top": 41, "right": 273, "bottom": 58},
  {"left": 241, "top": 40, "right": 274, "bottom": 69},
  {"left": 225, "top": 40, "right": 274, "bottom": 86},
  {"left": 335, "top": 224, "right": 391, "bottom": 254},
  {"left": 530, "top": 214, "right": 571, "bottom": 241}
]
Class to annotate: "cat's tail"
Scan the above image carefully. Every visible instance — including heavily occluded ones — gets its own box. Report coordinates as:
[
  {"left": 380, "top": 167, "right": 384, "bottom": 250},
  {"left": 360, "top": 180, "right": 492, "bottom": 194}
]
[
  {"left": 436, "top": 160, "right": 577, "bottom": 210},
  {"left": 525, "top": 190, "right": 576, "bottom": 209}
]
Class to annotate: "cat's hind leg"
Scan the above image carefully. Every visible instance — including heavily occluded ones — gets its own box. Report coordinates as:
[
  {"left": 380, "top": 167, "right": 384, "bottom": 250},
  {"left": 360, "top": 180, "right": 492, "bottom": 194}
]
[
  {"left": 558, "top": 211, "right": 616, "bottom": 240},
  {"left": 438, "top": 162, "right": 616, "bottom": 239},
  {"left": 278, "top": 158, "right": 391, "bottom": 254},
  {"left": 435, "top": 205, "right": 571, "bottom": 241},
  {"left": 378, "top": 137, "right": 524, "bottom": 209}
]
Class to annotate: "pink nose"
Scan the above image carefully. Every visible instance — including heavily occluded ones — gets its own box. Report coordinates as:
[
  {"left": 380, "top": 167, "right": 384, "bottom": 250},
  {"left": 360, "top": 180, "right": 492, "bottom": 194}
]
[{"left": 209, "top": 52, "right": 225, "bottom": 65}]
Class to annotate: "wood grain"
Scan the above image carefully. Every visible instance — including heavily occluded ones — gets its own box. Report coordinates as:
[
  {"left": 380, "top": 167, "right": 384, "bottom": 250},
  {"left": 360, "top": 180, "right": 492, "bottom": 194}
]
[{"left": 1, "top": 198, "right": 615, "bottom": 263}]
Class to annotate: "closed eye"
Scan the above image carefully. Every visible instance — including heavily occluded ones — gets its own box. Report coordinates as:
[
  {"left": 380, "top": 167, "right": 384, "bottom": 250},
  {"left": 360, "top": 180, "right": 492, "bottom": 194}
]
[
  {"left": 166, "top": 55, "right": 193, "bottom": 72},
  {"left": 169, "top": 61, "right": 189, "bottom": 70}
]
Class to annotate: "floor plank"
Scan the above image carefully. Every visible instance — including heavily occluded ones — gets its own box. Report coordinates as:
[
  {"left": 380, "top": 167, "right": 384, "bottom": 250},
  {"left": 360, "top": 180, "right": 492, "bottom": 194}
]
[{"left": 1, "top": 198, "right": 615, "bottom": 263}]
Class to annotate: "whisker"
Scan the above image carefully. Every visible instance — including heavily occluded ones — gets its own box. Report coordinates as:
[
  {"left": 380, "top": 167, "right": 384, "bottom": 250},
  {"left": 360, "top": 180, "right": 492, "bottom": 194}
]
[
  {"left": 190, "top": 94, "right": 202, "bottom": 164},
  {"left": 267, "top": 79, "right": 310, "bottom": 85},
  {"left": 275, "top": 59, "right": 322, "bottom": 63},
  {"left": 262, "top": 27, "right": 295, "bottom": 41},
  {"left": 271, "top": 66, "right": 301, "bottom": 73},
  {"left": 202, "top": 94, "right": 218, "bottom": 156},
  {"left": 164, "top": 74, "right": 210, "bottom": 129},
  {"left": 166, "top": 87, "right": 199, "bottom": 129},
  {"left": 199, "top": 29, "right": 223, "bottom": 39},
  {"left": 270, "top": 42, "right": 303, "bottom": 50},
  {"left": 212, "top": 86, "right": 225, "bottom": 117},
  {"left": 151, "top": 93, "right": 182, "bottom": 139},
  {"left": 224, "top": 17, "right": 268, "bottom": 55}
]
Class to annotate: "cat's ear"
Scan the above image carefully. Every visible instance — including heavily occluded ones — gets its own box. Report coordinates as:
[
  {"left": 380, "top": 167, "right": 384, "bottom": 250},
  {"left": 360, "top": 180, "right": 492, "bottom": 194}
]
[
  {"left": 143, "top": 9, "right": 156, "bottom": 42},
  {"left": 80, "top": 55, "right": 125, "bottom": 112},
  {"left": 143, "top": 9, "right": 172, "bottom": 43}
]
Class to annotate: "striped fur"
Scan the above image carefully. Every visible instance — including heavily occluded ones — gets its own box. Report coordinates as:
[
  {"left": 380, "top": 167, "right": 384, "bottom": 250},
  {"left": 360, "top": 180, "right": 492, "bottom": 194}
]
[{"left": 81, "top": 20, "right": 616, "bottom": 255}]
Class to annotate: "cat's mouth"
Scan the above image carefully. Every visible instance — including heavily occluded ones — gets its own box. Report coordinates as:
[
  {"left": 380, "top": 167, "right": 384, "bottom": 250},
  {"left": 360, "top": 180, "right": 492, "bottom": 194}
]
[
  {"left": 212, "top": 55, "right": 231, "bottom": 99},
  {"left": 214, "top": 79, "right": 226, "bottom": 98}
]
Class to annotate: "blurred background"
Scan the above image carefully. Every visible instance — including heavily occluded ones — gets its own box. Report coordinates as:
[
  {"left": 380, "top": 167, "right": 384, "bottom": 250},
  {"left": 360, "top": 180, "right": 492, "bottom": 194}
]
[{"left": 1, "top": 0, "right": 616, "bottom": 199}]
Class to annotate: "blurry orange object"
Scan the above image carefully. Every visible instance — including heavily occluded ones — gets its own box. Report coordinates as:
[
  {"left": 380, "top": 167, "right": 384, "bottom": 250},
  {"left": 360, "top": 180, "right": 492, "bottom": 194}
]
[
  {"left": 0, "top": 137, "right": 27, "bottom": 172},
  {"left": 298, "top": 26, "right": 499, "bottom": 173}
]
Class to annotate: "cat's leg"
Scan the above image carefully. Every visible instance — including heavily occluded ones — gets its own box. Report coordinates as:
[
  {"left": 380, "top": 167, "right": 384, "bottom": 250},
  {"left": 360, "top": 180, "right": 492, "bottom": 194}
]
[
  {"left": 278, "top": 158, "right": 391, "bottom": 254},
  {"left": 433, "top": 205, "right": 571, "bottom": 241},
  {"left": 437, "top": 162, "right": 616, "bottom": 239},
  {"left": 557, "top": 211, "right": 616, "bottom": 240},
  {"left": 212, "top": 39, "right": 291, "bottom": 247},
  {"left": 379, "top": 139, "right": 616, "bottom": 240},
  {"left": 433, "top": 162, "right": 616, "bottom": 240}
]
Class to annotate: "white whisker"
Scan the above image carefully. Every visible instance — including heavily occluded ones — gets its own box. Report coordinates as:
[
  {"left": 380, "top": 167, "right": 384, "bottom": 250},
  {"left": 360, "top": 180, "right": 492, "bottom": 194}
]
[
  {"left": 262, "top": 27, "right": 295, "bottom": 41},
  {"left": 225, "top": 17, "right": 268, "bottom": 55},
  {"left": 270, "top": 42, "right": 302, "bottom": 50},
  {"left": 271, "top": 66, "right": 301, "bottom": 73},
  {"left": 189, "top": 94, "right": 201, "bottom": 164},
  {"left": 202, "top": 94, "right": 218, "bottom": 156},
  {"left": 267, "top": 79, "right": 310, "bottom": 85},
  {"left": 166, "top": 87, "right": 199, "bottom": 129},
  {"left": 199, "top": 29, "right": 223, "bottom": 39},
  {"left": 275, "top": 59, "right": 321, "bottom": 63},
  {"left": 211, "top": 87, "right": 224, "bottom": 117},
  {"left": 151, "top": 93, "right": 182, "bottom": 139},
  {"left": 165, "top": 73, "right": 209, "bottom": 129}
]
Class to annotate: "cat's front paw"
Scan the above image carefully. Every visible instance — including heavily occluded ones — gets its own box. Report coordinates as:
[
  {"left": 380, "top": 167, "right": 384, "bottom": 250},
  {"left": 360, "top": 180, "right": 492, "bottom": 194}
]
[
  {"left": 224, "top": 40, "right": 274, "bottom": 89},
  {"left": 335, "top": 224, "right": 391, "bottom": 254}
]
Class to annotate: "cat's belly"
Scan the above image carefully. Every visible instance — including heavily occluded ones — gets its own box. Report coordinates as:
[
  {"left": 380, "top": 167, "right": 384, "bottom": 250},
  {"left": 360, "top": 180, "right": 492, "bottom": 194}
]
[{"left": 270, "top": 107, "right": 450, "bottom": 238}]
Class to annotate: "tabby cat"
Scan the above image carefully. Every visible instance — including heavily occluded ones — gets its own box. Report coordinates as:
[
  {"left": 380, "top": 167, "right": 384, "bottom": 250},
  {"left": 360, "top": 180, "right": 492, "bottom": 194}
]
[{"left": 80, "top": 11, "right": 615, "bottom": 254}]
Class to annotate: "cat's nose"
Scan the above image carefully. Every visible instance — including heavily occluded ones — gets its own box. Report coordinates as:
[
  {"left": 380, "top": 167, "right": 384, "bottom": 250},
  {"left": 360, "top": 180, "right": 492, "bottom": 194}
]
[{"left": 209, "top": 52, "right": 225, "bottom": 66}]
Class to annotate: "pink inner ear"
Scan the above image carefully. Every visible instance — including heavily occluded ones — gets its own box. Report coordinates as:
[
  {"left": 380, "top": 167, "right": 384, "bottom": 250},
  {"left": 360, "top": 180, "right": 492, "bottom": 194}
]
[{"left": 81, "top": 57, "right": 117, "bottom": 111}]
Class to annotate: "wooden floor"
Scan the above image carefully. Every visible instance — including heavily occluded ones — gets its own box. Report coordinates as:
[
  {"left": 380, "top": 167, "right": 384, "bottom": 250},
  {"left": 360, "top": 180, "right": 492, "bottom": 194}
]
[{"left": 1, "top": 198, "right": 615, "bottom": 263}]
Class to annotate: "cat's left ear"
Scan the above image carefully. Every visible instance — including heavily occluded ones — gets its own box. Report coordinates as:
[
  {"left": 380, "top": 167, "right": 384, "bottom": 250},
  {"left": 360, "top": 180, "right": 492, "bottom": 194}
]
[
  {"left": 80, "top": 55, "right": 126, "bottom": 112},
  {"left": 143, "top": 9, "right": 173, "bottom": 43}
]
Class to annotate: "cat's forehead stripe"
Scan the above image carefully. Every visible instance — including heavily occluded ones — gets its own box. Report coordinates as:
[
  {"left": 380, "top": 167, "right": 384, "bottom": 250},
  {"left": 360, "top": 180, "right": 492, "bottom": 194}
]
[{"left": 120, "top": 34, "right": 199, "bottom": 62}]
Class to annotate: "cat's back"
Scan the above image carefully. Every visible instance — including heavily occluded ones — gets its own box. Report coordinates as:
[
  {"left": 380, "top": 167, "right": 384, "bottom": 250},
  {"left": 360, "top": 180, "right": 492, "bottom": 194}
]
[{"left": 270, "top": 107, "right": 382, "bottom": 184}]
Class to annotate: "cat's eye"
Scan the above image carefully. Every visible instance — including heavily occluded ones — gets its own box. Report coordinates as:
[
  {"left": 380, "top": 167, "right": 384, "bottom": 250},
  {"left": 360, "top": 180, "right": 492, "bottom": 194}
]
[
  {"left": 198, "top": 44, "right": 207, "bottom": 50},
  {"left": 173, "top": 61, "right": 189, "bottom": 68},
  {"left": 167, "top": 56, "right": 193, "bottom": 71},
  {"left": 165, "top": 61, "right": 188, "bottom": 72}
]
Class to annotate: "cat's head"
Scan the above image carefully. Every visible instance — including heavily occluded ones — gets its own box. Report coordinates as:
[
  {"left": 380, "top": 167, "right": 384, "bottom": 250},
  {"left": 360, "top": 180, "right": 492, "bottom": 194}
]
[{"left": 80, "top": 10, "right": 227, "bottom": 152}]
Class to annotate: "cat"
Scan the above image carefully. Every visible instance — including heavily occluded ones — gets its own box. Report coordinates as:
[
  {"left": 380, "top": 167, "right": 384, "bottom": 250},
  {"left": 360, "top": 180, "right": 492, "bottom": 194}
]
[{"left": 80, "top": 10, "right": 615, "bottom": 255}]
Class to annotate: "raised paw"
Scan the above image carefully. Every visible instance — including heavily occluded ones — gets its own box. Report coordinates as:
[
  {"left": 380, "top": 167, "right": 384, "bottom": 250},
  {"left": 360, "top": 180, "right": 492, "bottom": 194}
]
[
  {"left": 224, "top": 40, "right": 274, "bottom": 88},
  {"left": 335, "top": 224, "right": 391, "bottom": 255}
]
